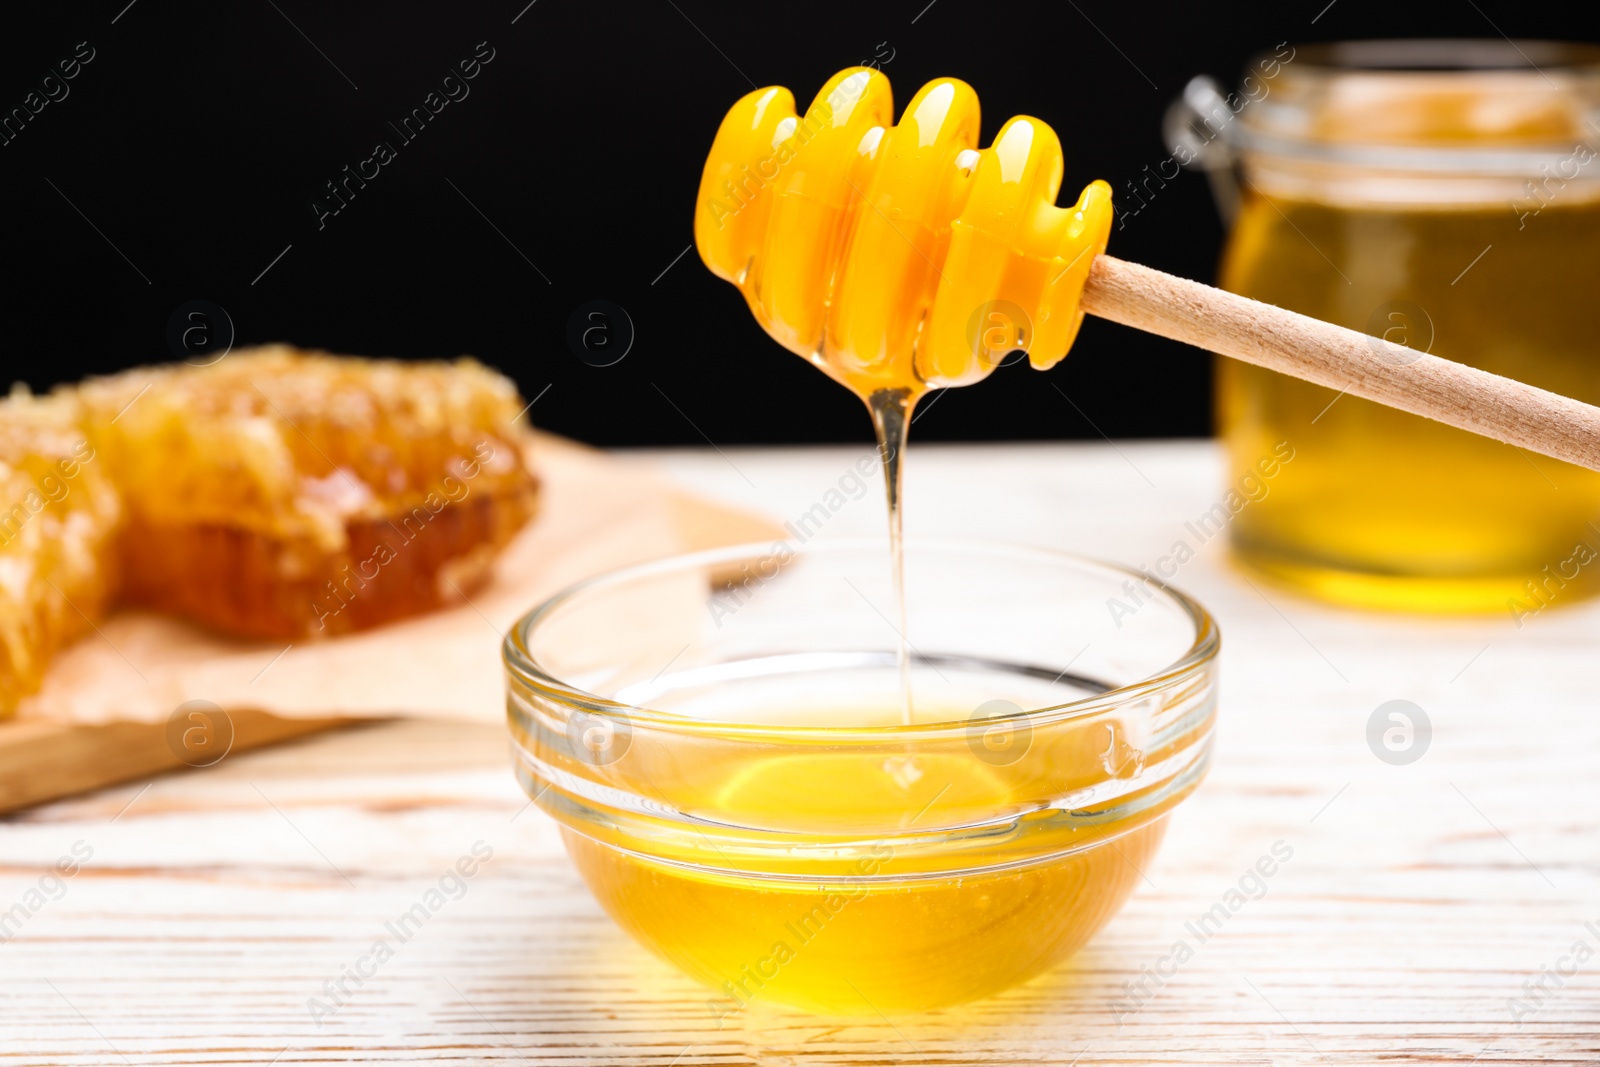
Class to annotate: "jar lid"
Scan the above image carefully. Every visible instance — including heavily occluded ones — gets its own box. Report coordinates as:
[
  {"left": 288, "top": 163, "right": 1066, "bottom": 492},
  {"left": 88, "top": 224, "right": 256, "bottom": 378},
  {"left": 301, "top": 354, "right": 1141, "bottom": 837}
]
[
  {"left": 1167, "top": 40, "right": 1600, "bottom": 209},
  {"left": 1241, "top": 40, "right": 1600, "bottom": 171}
]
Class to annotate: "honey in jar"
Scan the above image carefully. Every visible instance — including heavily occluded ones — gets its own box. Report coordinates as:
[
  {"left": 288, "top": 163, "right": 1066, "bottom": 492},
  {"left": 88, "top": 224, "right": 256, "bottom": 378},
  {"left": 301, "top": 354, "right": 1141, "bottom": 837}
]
[{"left": 1174, "top": 41, "right": 1600, "bottom": 612}]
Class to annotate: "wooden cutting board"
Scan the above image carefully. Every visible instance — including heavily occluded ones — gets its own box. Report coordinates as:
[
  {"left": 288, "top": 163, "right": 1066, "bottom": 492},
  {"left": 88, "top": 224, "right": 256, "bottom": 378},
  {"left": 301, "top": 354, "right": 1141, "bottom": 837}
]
[{"left": 0, "top": 435, "right": 779, "bottom": 814}]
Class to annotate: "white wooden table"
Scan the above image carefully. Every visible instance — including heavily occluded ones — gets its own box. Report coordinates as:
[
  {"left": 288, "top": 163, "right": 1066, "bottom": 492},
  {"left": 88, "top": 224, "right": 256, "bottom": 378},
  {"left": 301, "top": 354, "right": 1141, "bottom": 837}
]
[{"left": 4, "top": 441, "right": 1597, "bottom": 1065}]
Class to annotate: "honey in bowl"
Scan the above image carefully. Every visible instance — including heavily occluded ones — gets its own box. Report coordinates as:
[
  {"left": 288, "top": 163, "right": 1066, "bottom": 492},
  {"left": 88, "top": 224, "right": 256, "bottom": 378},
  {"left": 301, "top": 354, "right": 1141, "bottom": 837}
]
[
  {"left": 1208, "top": 41, "right": 1600, "bottom": 611},
  {"left": 506, "top": 538, "right": 1219, "bottom": 1016},
  {"left": 562, "top": 759, "right": 1166, "bottom": 1016}
]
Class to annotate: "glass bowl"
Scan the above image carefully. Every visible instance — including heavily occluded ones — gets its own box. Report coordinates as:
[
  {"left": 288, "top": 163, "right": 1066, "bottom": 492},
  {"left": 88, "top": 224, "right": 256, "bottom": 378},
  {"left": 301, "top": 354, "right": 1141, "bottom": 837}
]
[{"left": 503, "top": 538, "right": 1219, "bottom": 1015}]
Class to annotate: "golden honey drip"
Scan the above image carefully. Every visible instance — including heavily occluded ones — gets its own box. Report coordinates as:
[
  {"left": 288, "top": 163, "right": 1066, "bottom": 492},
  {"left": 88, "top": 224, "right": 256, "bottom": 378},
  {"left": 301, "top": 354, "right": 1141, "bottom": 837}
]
[
  {"left": 695, "top": 69, "right": 1114, "bottom": 725},
  {"left": 695, "top": 67, "right": 1114, "bottom": 400}
]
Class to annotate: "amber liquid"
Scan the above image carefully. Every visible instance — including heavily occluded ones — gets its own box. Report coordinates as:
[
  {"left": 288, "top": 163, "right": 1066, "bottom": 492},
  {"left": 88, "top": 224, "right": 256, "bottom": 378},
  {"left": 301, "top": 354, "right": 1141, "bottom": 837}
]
[
  {"left": 562, "top": 712, "right": 1167, "bottom": 1015},
  {"left": 867, "top": 388, "right": 917, "bottom": 724},
  {"left": 1220, "top": 193, "right": 1600, "bottom": 611}
]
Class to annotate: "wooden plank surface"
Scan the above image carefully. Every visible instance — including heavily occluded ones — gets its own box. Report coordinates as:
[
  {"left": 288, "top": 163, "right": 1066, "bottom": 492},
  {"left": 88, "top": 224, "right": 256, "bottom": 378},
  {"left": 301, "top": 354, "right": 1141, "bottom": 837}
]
[
  {"left": 3, "top": 441, "right": 1597, "bottom": 1065},
  {"left": 0, "top": 709, "right": 351, "bottom": 814}
]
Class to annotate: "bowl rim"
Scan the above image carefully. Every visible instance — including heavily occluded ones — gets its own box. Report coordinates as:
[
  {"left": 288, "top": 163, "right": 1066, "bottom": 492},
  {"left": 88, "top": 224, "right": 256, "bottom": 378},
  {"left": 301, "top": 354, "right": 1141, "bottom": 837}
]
[{"left": 502, "top": 536, "right": 1220, "bottom": 737}]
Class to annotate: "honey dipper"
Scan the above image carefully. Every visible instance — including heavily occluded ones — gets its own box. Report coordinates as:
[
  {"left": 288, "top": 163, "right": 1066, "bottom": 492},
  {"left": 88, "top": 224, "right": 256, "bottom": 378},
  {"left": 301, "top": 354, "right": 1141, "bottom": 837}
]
[{"left": 695, "top": 68, "right": 1600, "bottom": 472}]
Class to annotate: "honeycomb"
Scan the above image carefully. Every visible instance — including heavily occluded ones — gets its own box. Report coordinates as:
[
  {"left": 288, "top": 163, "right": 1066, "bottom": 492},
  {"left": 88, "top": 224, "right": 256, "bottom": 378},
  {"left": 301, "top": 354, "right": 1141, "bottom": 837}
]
[
  {"left": 0, "top": 388, "right": 122, "bottom": 713},
  {"left": 0, "top": 347, "right": 541, "bottom": 714}
]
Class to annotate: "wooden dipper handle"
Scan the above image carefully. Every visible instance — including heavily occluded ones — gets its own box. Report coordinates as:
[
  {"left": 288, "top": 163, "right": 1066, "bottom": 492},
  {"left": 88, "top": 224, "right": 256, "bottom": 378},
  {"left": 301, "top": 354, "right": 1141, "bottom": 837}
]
[{"left": 1079, "top": 255, "right": 1600, "bottom": 473}]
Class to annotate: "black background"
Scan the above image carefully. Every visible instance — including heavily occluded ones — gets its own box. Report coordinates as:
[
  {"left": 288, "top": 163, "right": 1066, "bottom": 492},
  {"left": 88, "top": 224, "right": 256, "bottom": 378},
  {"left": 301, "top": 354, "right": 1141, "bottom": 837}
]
[{"left": 3, "top": 2, "right": 1597, "bottom": 446}]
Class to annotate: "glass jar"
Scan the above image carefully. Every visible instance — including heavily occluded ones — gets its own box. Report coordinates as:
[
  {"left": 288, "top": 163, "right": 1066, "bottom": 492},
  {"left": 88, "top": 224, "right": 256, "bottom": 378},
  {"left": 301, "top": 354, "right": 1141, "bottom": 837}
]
[
  {"left": 503, "top": 539, "right": 1219, "bottom": 1014},
  {"left": 1169, "top": 40, "right": 1600, "bottom": 612}
]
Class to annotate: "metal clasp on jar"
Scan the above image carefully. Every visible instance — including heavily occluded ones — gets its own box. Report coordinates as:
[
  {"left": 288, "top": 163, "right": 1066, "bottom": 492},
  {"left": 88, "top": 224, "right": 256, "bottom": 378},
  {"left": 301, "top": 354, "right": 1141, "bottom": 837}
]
[{"left": 1162, "top": 75, "right": 1242, "bottom": 223}]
